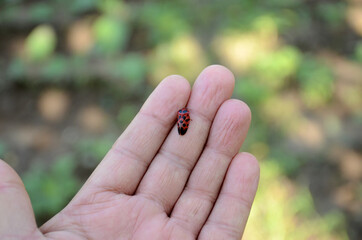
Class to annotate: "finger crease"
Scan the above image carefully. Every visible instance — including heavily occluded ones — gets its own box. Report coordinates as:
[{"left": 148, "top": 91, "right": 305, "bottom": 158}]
[
  {"left": 220, "top": 191, "right": 253, "bottom": 209},
  {"left": 184, "top": 186, "right": 217, "bottom": 204},
  {"left": 139, "top": 110, "right": 172, "bottom": 130},
  {"left": 138, "top": 192, "right": 167, "bottom": 212},
  {"left": 187, "top": 107, "right": 213, "bottom": 125},
  {"left": 170, "top": 214, "right": 198, "bottom": 236},
  {"left": 205, "top": 144, "right": 235, "bottom": 161},
  {"left": 111, "top": 145, "right": 149, "bottom": 170},
  {"left": 0, "top": 180, "right": 23, "bottom": 193},
  {"left": 207, "top": 219, "right": 241, "bottom": 239},
  {"left": 158, "top": 148, "right": 194, "bottom": 172}
]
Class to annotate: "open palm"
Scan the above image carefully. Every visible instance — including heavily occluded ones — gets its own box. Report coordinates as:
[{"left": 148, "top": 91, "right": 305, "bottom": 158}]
[{"left": 0, "top": 65, "right": 259, "bottom": 240}]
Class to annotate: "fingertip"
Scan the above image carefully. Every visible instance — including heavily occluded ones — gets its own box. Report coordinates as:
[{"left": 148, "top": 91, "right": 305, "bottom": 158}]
[
  {"left": 189, "top": 65, "right": 235, "bottom": 116},
  {"left": 238, "top": 100, "right": 252, "bottom": 124},
  {"left": 221, "top": 152, "right": 260, "bottom": 206},
  {"left": 236, "top": 152, "right": 260, "bottom": 180},
  {"left": 0, "top": 159, "right": 23, "bottom": 186},
  {"left": 207, "top": 99, "right": 252, "bottom": 154},
  {"left": 140, "top": 74, "right": 191, "bottom": 118},
  {"left": 0, "top": 161, "right": 39, "bottom": 236},
  {"left": 220, "top": 99, "right": 252, "bottom": 125},
  {"left": 202, "top": 65, "right": 235, "bottom": 88},
  {"left": 195, "top": 65, "right": 235, "bottom": 94},
  {"left": 160, "top": 74, "right": 191, "bottom": 99}
]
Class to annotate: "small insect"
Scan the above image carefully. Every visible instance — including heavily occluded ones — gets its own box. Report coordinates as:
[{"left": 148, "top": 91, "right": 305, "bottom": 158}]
[{"left": 177, "top": 108, "right": 190, "bottom": 136}]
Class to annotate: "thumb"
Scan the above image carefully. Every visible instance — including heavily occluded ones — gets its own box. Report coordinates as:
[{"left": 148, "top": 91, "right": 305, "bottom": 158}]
[{"left": 0, "top": 160, "right": 43, "bottom": 239}]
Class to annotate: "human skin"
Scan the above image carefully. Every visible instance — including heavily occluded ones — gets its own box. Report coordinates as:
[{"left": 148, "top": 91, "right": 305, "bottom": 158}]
[{"left": 0, "top": 65, "right": 260, "bottom": 240}]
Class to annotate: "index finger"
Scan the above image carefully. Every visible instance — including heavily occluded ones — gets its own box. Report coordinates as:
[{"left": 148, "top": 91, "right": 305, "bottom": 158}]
[{"left": 82, "top": 75, "right": 191, "bottom": 195}]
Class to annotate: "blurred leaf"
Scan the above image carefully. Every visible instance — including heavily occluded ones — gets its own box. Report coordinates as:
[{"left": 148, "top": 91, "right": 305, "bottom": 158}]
[
  {"left": 248, "top": 141, "right": 270, "bottom": 161},
  {"left": 355, "top": 41, "right": 362, "bottom": 63},
  {"left": 213, "top": 29, "right": 277, "bottom": 75},
  {"left": 93, "top": 16, "right": 128, "bottom": 55},
  {"left": 112, "top": 53, "right": 146, "bottom": 87},
  {"left": 98, "top": 0, "right": 126, "bottom": 16},
  {"left": 297, "top": 57, "right": 335, "bottom": 108},
  {"left": 252, "top": 46, "right": 301, "bottom": 89},
  {"left": 7, "top": 58, "right": 25, "bottom": 79},
  {"left": 76, "top": 137, "right": 114, "bottom": 168},
  {"left": 0, "top": 5, "right": 20, "bottom": 22},
  {"left": 140, "top": 3, "right": 190, "bottom": 44},
  {"left": 117, "top": 103, "right": 139, "bottom": 128},
  {"left": 71, "top": 0, "right": 97, "bottom": 13},
  {"left": 25, "top": 25, "right": 56, "bottom": 61},
  {"left": 0, "top": 141, "right": 6, "bottom": 158},
  {"left": 23, "top": 156, "right": 80, "bottom": 218},
  {"left": 292, "top": 188, "right": 315, "bottom": 217},
  {"left": 265, "top": 0, "right": 300, "bottom": 8},
  {"left": 234, "top": 77, "right": 271, "bottom": 105},
  {"left": 317, "top": 2, "right": 346, "bottom": 28},
  {"left": 323, "top": 211, "right": 348, "bottom": 234},
  {"left": 29, "top": 3, "right": 53, "bottom": 22},
  {"left": 252, "top": 15, "right": 278, "bottom": 37},
  {"left": 243, "top": 120, "right": 270, "bottom": 150},
  {"left": 244, "top": 161, "right": 349, "bottom": 240},
  {"left": 41, "top": 55, "right": 68, "bottom": 81},
  {"left": 270, "top": 150, "right": 301, "bottom": 176},
  {"left": 260, "top": 95, "right": 301, "bottom": 132},
  {"left": 1, "top": 0, "right": 23, "bottom": 5},
  {"left": 70, "top": 56, "right": 89, "bottom": 83},
  {"left": 149, "top": 34, "right": 207, "bottom": 85}
]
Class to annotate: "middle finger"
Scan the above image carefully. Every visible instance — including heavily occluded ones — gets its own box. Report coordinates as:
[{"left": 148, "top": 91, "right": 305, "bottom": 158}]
[{"left": 136, "top": 65, "right": 234, "bottom": 213}]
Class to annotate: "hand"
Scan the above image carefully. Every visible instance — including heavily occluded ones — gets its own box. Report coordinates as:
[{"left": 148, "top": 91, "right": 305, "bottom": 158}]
[{"left": 0, "top": 65, "right": 259, "bottom": 240}]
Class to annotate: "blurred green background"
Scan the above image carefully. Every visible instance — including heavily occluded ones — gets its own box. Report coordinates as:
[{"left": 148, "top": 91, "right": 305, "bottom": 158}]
[{"left": 0, "top": 0, "right": 361, "bottom": 239}]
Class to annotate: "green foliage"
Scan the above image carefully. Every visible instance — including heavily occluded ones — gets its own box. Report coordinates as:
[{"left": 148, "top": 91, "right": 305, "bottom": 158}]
[
  {"left": 28, "top": 3, "right": 54, "bottom": 22},
  {"left": 111, "top": 53, "right": 147, "bottom": 87},
  {"left": 139, "top": 3, "right": 190, "bottom": 44},
  {"left": 269, "top": 150, "right": 301, "bottom": 176},
  {"left": 316, "top": 2, "right": 346, "bottom": 28},
  {"left": 23, "top": 156, "right": 80, "bottom": 217},
  {"left": 93, "top": 16, "right": 128, "bottom": 55},
  {"left": 2, "top": 0, "right": 357, "bottom": 237},
  {"left": 0, "top": 142, "right": 6, "bottom": 158},
  {"left": 297, "top": 57, "right": 335, "bottom": 108},
  {"left": 76, "top": 137, "right": 115, "bottom": 168},
  {"left": 117, "top": 103, "right": 139, "bottom": 128},
  {"left": 7, "top": 58, "right": 25, "bottom": 80},
  {"left": 97, "top": 0, "right": 126, "bottom": 15},
  {"left": 25, "top": 25, "right": 57, "bottom": 62},
  {"left": 355, "top": 41, "right": 362, "bottom": 63},
  {"left": 244, "top": 161, "right": 349, "bottom": 240},
  {"left": 41, "top": 55, "right": 69, "bottom": 81},
  {"left": 71, "top": 0, "right": 98, "bottom": 13},
  {"left": 235, "top": 77, "right": 271, "bottom": 105},
  {"left": 252, "top": 46, "right": 301, "bottom": 89}
]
